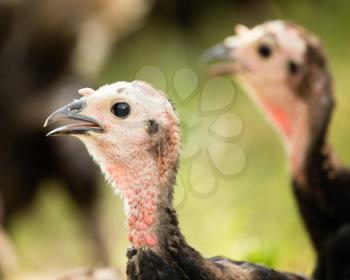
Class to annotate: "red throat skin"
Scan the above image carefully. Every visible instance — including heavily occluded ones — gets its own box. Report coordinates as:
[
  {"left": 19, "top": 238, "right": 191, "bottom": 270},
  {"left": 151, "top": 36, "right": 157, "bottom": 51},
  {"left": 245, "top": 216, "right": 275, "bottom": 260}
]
[
  {"left": 262, "top": 100, "right": 292, "bottom": 139},
  {"left": 98, "top": 115, "right": 180, "bottom": 251},
  {"left": 238, "top": 77, "right": 311, "bottom": 178},
  {"left": 259, "top": 98, "right": 310, "bottom": 177},
  {"left": 106, "top": 159, "right": 159, "bottom": 250}
]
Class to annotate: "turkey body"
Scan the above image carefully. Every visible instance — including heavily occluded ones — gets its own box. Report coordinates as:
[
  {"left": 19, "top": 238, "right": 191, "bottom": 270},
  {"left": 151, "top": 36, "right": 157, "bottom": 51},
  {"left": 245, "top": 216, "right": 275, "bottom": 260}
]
[
  {"left": 125, "top": 206, "right": 308, "bottom": 280},
  {"left": 292, "top": 142, "right": 350, "bottom": 280}
]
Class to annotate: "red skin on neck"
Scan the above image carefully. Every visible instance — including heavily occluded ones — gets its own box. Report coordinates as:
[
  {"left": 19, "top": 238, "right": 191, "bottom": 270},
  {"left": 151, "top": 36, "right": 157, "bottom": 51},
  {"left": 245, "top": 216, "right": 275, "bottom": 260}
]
[
  {"left": 262, "top": 99, "right": 292, "bottom": 139},
  {"left": 260, "top": 98, "right": 310, "bottom": 175},
  {"left": 104, "top": 117, "right": 179, "bottom": 250},
  {"left": 106, "top": 164, "right": 158, "bottom": 249}
]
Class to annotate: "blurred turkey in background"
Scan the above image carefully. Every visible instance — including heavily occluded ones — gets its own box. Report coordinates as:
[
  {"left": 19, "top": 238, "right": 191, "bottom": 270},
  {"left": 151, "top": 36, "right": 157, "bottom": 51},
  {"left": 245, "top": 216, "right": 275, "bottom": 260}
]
[{"left": 0, "top": 0, "right": 152, "bottom": 277}]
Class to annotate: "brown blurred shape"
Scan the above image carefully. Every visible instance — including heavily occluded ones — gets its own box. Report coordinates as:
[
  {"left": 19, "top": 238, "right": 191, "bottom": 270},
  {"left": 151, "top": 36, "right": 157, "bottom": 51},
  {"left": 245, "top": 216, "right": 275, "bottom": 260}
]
[{"left": 0, "top": 0, "right": 152, "bottom": 276}]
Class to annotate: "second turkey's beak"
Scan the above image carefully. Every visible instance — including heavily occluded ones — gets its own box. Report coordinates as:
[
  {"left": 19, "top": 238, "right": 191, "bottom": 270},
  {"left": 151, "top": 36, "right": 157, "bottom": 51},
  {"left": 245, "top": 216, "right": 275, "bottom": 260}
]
[
  {"left": 44, "top": 100, "right": 103, "bottom": 136},
  {"left": 203, "top": 42, "right": 233, "bottom": 62},
  {"left": 203, "top": 41, "right": 239, "bottom": 76}
]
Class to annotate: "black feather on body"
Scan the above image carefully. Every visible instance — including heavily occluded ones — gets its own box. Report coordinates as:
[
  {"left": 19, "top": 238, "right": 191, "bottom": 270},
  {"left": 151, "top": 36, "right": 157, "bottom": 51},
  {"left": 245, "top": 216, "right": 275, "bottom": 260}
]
[
  {"left": 125, "top": 205, "right": 309, "bottom": 280},
  {"left": 291, "top": 54, "right": 350, "bottom": 279},
  {"left": 293, "top": 154, "right": 350, "bottom": 280},
  {"left": 294, "top": 91, "right": 350, "bottom": 279}
]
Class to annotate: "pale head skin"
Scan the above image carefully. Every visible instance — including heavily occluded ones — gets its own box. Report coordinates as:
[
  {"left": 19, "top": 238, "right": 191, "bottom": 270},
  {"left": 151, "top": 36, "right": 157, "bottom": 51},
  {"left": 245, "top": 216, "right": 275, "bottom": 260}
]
[
  {"left": 207, "top": 20, "right": 333, "bottom": 177},
  {"left": 46, "top": 81, "right": 181, "bottom": 250}
]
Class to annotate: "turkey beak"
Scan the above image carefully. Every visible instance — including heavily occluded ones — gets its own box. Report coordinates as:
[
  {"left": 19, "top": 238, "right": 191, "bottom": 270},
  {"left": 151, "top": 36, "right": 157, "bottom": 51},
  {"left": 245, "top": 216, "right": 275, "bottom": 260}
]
[
  {"left": 203, "top": 42, "right": 233, "bottom": 62},
  {"left": 203, "top": 42, "right": 238, "bottom": 76},
  {"left": 44, "top": 100, "right": 103, "bottom": 136}
]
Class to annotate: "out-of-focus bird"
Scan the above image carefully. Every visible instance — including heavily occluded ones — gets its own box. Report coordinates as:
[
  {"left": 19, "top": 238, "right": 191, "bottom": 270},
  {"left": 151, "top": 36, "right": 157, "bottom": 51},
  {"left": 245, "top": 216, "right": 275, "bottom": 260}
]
[
  {"left": 0, "top": 0, "right": 152, "bottom": 274},
  {"left": 205, "top": 20, "right": 350, "bottom": 280},
  {"left": 45, "top": 81, "right": 308, "bottom": 280}
]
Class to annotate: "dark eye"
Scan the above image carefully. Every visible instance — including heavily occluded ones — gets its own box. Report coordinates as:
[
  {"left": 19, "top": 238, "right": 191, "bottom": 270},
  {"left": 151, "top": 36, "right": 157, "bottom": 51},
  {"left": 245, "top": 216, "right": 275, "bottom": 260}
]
[
  {"left": 288, "top": 60, "right": 299, "bottom": 75},
  {"left": 112, "top": 102, "right": 130, "bottom": 118},
  {"left": 257, "top": 44, "right": 272, "bottom": 58}
]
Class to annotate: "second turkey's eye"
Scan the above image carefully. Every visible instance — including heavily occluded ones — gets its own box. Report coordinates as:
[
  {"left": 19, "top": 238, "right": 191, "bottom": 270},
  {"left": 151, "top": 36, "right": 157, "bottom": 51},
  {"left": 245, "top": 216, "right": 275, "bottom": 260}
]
[
  {"left": 112, "top": 102, "right": 130, "bottom": 118},
  {"left": 257, "top": 44, "right": 272, "bottom": 58}
]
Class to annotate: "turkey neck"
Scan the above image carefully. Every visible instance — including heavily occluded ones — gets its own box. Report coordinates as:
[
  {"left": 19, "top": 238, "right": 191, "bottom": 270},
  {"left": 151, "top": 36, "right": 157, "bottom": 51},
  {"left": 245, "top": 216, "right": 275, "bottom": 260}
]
[
  {"left": 103, "top": 148, "right": 223, "bottom": 279},
  {"left": 292, "top": 69, "right": 335, "bottom": 190},
  {"left": 102, "top": 150, "right": 176, "bottom": 251}
]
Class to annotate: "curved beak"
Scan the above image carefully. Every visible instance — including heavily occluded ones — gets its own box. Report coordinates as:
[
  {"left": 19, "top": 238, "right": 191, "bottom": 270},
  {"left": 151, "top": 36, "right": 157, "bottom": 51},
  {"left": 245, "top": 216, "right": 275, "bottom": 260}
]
[
  {"left": 202, "top": 42, "right": 233, "bottom": 63},
  {"left": 203, "top": 42, "right": 238, "bottom": 76},
  {"left": 44, "top": 100, "right": 103, "bottom": 136}
]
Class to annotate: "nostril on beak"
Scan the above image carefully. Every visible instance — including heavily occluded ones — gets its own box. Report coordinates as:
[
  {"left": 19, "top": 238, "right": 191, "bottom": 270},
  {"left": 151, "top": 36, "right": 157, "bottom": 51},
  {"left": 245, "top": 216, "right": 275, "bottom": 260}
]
[{"left": 68, "top": 100, "right": 86, "bottom": 113}]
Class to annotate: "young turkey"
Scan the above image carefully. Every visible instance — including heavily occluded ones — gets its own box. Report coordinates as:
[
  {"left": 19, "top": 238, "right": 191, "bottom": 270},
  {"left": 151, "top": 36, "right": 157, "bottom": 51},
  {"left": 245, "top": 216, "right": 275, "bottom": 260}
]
[
  {"left": 45, "top": 81, "right": 308, "bottom": 280},
  {"left": 205, "top": 20, "right": 350, "bottom": 280}
]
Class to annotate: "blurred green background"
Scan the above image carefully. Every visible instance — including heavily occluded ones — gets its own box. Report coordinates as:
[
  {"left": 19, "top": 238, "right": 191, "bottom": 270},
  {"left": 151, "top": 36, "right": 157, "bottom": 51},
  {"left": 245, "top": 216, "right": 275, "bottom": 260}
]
[{"left": 6, "top": 0, "right": 350, "bottom": 278}]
